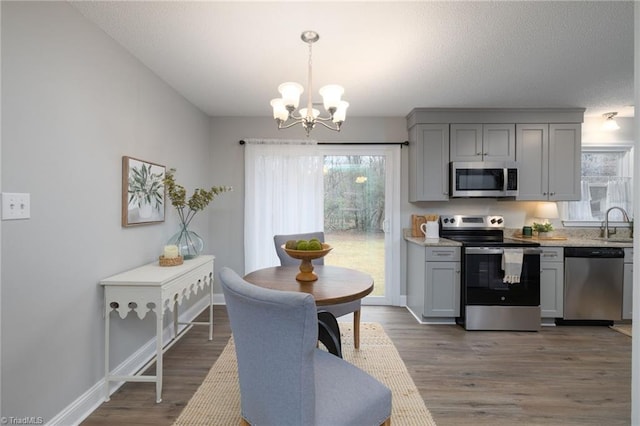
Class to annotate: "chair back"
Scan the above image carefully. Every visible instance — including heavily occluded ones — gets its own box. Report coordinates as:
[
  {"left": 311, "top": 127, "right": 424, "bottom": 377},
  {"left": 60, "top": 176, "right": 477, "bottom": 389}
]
[
  {"left": 274, "top": 231, "right": 325, "bottom": 266},
  {"left": 219, "top": 267, "right": 318, "bottom": 425}
]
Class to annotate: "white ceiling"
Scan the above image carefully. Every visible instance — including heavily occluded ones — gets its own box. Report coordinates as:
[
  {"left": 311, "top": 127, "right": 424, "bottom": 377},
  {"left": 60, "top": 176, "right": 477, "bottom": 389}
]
[{"left": 71, "top": 1, "right": 635, "bottom": 119}]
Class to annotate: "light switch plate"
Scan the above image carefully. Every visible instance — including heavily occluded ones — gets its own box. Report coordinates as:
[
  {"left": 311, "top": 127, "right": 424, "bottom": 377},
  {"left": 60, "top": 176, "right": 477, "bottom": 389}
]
[{"left": 2, "top": 192, "right": 31, "bottom": 220}]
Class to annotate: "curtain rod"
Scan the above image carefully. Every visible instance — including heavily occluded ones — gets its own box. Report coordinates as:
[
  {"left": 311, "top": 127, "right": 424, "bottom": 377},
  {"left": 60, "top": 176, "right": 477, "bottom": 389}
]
[{"left": 239, "top": 140, "right": 409, "bottom": 146}]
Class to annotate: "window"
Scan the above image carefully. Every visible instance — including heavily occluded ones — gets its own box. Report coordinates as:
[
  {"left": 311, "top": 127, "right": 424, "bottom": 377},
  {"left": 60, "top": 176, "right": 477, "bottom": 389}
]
[{"left": 559, "top": 145, "right": 634, "bottom": 225}]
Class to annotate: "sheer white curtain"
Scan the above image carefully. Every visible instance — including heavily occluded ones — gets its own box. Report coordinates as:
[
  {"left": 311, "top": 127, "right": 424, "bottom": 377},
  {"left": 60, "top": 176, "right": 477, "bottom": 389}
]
[
  {"left": 606, "top": 177, "right": 633, "bottom": 219},
  {"left": 561, "top": 179, "right": 594, "bottom": 220},
  {"left": 244, "top": 139, "right": 324, "bottom": 273}
]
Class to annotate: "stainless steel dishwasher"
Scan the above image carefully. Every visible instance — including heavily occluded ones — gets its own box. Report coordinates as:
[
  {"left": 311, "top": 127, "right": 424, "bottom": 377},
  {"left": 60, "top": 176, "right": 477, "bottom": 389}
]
[{"left": 564, "top": 247, "right": 624, "bottom": 321}]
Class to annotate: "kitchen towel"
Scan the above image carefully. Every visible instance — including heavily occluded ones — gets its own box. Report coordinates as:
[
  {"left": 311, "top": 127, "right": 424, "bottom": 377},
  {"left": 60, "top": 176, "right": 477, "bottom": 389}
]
[{"left": 502, "top": 248, "right": 524, "bottom": 284}]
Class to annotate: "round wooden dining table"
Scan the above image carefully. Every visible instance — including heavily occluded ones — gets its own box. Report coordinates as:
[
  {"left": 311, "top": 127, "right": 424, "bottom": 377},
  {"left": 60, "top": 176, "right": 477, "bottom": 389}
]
[{"left": 243, "top": 265, "right": 374, "bottom": 306}]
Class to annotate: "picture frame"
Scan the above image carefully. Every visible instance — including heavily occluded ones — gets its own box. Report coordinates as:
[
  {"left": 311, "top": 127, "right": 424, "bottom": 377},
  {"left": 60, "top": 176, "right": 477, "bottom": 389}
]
[{"left": 122, "top": 156, "right": 166, "bottom": 227}]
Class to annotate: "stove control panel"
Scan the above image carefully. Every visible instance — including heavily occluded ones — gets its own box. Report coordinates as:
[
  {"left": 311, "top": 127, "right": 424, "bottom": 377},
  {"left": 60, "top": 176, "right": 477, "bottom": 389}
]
[{"left": 440, "top": 215, "right": 505, "bottom": 229}]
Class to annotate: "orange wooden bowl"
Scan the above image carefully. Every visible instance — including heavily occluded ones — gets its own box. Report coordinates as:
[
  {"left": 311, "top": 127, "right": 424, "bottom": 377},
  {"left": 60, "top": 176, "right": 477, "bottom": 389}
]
[{"left": 282, "top": 243, "right": 332, "bottom": 282}]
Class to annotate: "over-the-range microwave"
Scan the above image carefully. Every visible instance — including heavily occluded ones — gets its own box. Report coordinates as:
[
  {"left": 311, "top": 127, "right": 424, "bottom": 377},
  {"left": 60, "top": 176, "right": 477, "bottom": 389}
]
[{"left": 450, "top": 161, "right": 518, "bottom": 198}]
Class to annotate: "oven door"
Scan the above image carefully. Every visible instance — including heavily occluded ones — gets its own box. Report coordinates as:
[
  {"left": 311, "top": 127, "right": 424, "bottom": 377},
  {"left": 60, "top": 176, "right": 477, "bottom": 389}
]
[{"left": 463, "top": 247, "right": 541, "bottom": 306}]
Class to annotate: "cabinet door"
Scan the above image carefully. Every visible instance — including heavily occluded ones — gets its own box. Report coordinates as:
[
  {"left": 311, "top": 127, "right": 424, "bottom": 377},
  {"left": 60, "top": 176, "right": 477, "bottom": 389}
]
[
  {"left": 548, "top": 124, "right": 581, "bottom": 201},
  {"left": 623, "top": 262, "right": 633, "bottom": 320},
  {"left": 540, "top": 247, "right": 563, "bottom": 318},
  {"left": 515, "top": 123, "right": 549, "bottom": 200},
  {"left": 408, "top": 124, "right": 449, "bottom": 201},
  {"left": 540, "top": 258, "right": 564, "bottom": 318},
  {"left": 406, "top": 243, "right": 427, "bottom": 319},
  {"left": 450, "top": 124, "right": 482, "bottom": 161},
  {"left": 483, "top": 124, "right": 515, "bottom": 161},
  {"left": 425, "top": 261, "right": 461, "bottom": 317}
]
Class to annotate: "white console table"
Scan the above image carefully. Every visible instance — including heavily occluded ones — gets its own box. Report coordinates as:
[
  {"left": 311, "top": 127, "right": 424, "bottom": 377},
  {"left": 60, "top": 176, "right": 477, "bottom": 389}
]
[{"left": 101, "top": 255, "right": 214, "bottom": 403}]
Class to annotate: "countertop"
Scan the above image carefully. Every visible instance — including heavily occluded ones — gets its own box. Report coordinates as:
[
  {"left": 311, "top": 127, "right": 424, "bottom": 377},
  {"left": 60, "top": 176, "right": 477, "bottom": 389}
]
[{"left": 404, "top": 228, "right": 633, "bottom": 248}]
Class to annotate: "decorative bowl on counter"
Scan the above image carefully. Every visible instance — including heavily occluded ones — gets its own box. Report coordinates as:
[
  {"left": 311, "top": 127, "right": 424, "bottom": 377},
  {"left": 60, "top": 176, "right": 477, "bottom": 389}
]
[{"left": 282, "top": 243, "right": 332, "bottom": 282}]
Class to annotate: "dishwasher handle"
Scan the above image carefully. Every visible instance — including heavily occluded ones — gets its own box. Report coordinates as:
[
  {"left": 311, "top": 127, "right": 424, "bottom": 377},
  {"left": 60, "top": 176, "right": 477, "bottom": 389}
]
[
  {"left": 564, "top": 247, "right": 625, "bottom": 258},
  {"left": 465, "top": 247, "right": 542, "bottom": 256}
]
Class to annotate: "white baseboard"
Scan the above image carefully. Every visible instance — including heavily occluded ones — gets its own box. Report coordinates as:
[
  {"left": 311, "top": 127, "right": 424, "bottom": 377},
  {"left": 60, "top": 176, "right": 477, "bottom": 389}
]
[{"left": 47, "top": 296, "right": 210, "bottom": 426}]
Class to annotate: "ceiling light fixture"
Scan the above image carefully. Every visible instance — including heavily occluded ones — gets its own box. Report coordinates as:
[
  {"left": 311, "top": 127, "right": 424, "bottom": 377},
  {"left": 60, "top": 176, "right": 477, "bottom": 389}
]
[
  {"left": 270, "top": 31, "right": 349, "bottom": 136},
  {"left": 602, "top": 112, "right": 620, "bottom": 131}
]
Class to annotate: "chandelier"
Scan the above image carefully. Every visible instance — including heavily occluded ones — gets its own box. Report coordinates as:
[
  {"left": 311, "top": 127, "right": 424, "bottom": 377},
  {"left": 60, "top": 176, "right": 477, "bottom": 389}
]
[{"left": 270, "top": 31, "right": 349, "bottom": 136}]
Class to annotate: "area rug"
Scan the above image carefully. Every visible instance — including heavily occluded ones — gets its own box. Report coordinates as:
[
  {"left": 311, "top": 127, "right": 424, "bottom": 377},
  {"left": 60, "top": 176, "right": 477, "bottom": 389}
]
[
  {"left": 174, "top": 322, "right": 436, "bottom": 426},
  {"left": 610, "top": 323, "right": 632, "bottom": 337}
]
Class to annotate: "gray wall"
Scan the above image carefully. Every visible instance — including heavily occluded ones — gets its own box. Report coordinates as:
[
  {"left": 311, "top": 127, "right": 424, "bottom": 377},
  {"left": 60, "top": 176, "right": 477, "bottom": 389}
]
[{"left": 1, "top": 2, "right": 212, "bottom": 420}]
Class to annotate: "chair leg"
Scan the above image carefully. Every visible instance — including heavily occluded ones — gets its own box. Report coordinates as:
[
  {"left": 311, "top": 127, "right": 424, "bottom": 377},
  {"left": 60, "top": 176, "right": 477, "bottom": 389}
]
[
  {"left": 353, "top": 308, "right": 361, "bottom": 349},
  {"left": 380, "top": 417, "right": 391, "bottom": 426},
  {"left": 240, "top": 418, "right": 251, "bottom": 426}
]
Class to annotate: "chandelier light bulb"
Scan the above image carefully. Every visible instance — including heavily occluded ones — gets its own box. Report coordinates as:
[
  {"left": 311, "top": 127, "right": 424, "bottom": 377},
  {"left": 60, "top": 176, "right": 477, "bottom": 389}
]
[
  {"left": 299, "top": 108, "right": 320, "bottom": 119},
  {"left": 319, "top": 84, "right": 344, "bottom": 111},
  {"left": 278, "top": 82, "right": 304, "bottom": 108},
  {"left": 333, "top": 101, "right": 349, "bottom": 123},
  {"left": 270, "top": 98, "right": 289, "bottom": 121}
]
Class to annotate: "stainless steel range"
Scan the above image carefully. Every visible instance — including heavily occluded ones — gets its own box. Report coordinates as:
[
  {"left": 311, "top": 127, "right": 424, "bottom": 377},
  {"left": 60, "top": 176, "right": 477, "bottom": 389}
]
[{"left": 440, "top": 215, "right": 542, "bottom": 331}]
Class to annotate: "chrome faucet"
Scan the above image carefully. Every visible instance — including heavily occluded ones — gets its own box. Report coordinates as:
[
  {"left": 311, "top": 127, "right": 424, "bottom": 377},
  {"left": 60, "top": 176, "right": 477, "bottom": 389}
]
[{"left": 603, "top": 206, "right": 630, "bottom": 239}]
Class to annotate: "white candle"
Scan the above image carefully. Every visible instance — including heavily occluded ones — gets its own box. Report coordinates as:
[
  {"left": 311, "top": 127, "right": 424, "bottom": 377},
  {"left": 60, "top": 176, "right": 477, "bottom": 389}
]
[{"left": 163, "top": 245, "right": 179, "bottom": 259}]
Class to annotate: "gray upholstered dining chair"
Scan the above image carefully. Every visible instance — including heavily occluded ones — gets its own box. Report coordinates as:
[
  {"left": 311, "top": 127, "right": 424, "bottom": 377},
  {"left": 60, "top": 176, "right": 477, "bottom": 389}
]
[
  {"left": 219, "top": 267, "right": 392, "bottom": 426},
  {"left": 274, "top": 231, "right": 364, "bottom": 348}
]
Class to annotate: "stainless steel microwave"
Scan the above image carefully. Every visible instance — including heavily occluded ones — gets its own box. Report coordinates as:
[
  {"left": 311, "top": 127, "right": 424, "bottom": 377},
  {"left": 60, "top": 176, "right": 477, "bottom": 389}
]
[{"left": 450, "top": 161, "right": 518, "bottom": 198}]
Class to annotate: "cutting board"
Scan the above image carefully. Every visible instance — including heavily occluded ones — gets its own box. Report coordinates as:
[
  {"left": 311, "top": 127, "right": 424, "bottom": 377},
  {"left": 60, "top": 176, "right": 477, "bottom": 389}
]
[{"left": 411, "top": 214, "right": 439, "bottom": 237}]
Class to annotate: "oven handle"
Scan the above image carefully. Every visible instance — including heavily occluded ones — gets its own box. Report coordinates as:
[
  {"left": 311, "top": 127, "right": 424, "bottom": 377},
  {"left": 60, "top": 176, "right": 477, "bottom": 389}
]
[{"left": 465, "top": 247, "right": 542, "bottom": 255}]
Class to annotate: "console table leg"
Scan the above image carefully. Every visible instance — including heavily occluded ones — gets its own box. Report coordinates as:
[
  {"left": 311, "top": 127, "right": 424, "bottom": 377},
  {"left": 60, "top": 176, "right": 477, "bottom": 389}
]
[
  {"left": 173, "top": 300, "right": 179, "bottom": 339},
  {"left": 156, "top": 312, "right": 163, "bottom": 403},
  {"left": 208, "top": 278, "right": 214, "bottom": 341},
  {"left": 104, "top": 308, "right": 111, "bottom": 402}
]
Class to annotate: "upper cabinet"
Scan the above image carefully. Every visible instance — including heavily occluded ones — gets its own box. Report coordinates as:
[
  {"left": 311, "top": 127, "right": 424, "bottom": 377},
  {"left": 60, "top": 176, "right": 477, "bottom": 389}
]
[
  {"left": 406, "top": 108, "right": 585, "bottom": 202},
  {"left": 450, "top": 124, "right": 515, "bottom": 162},
  {"left": 516, "top": 123, "right": 581, "bottom": 201},
  {"left": 408, "top": 124, "right": 450, "bottom": 202}
]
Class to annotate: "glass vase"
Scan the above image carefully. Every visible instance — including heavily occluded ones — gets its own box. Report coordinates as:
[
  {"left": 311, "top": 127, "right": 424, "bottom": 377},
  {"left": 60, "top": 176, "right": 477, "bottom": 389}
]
[{"left": 168, "top": 223, "right": 204, "bottom": 260}]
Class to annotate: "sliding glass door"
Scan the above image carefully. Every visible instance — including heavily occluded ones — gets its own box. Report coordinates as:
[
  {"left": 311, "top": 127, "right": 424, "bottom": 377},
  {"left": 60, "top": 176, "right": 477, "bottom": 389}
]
[{"left": 319, "top": 145, "right": 400, "bottom": 305}]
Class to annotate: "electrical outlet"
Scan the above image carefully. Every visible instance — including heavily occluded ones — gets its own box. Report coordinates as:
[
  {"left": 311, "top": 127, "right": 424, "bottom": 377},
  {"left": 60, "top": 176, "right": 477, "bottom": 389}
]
[{"left": 2, "top": 193, "right": 31, "bottom": 220}]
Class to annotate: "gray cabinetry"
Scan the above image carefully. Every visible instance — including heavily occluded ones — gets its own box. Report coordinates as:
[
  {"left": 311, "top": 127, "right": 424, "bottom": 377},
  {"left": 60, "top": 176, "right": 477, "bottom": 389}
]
[
  {"left": 407, "top": 109, "right": 584, "bottom": 203},
  {"left": 450, "top": 123, "right": 515, "bottom": 162},
  {"left": 623, "top": 247, "right": 633, "bottom": 320},
  {"left": 516, "top": 123, "right": 581, "bottom": 201},
  {"left": 408, "top": 124, "right": 449, "bottom": 201},
  {"left": 407, "top": 242, "right": 460, "bottom": 322},
  {"left": 540, "top": 247, "right": 564, "bottom": 319}
]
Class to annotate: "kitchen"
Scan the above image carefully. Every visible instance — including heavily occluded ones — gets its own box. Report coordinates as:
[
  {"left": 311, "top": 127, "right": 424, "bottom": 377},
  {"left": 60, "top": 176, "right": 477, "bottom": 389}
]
[{"left": 404, "top": 108, "right": 634, "bottom": 329}]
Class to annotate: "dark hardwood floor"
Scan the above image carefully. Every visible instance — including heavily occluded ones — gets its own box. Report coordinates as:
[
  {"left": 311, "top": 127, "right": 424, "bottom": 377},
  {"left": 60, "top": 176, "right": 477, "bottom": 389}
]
[{"left": 83, "top": 306, "right": 631, "bottom": 425}]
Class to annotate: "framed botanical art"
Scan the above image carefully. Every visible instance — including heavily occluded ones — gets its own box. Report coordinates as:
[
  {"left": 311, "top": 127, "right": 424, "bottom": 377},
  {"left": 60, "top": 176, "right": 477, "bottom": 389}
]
[{"left": 122, "top": 156, "right": 166, "bottom": 227}]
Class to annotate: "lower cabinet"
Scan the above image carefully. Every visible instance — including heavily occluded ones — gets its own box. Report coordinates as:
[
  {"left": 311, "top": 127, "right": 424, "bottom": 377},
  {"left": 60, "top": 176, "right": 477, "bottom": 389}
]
[
  {"left": 623, "top": 247, "right": 633, "bottom": 320},
  {"left": 540, "top": 247, "right": 564, "bottom": 319},
  {"left": 407, "top": 243, "right": 461, "bottom": 322}
]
